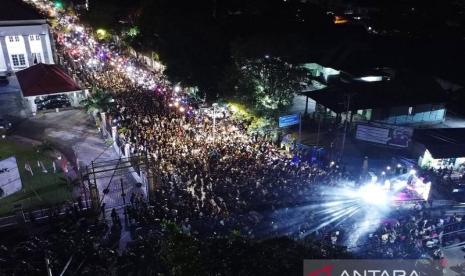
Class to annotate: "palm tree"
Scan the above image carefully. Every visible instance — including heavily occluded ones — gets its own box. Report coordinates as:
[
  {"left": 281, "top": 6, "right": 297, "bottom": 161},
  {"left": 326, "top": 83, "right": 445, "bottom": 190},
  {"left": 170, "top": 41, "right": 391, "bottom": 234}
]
[{"left": 80, "top": 88, "right": 113, "bottom": 115}]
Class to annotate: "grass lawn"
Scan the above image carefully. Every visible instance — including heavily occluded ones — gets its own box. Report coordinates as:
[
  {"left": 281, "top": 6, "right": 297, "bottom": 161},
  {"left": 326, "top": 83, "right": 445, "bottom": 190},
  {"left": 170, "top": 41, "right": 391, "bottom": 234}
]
[{"left": 0, "top": 140, "right": 73, "bottom": 215}]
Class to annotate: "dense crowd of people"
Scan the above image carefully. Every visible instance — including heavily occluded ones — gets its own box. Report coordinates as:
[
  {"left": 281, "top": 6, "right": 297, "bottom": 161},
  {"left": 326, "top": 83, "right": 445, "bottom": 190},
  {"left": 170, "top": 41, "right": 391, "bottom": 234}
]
[
  {"left": 39, "top": 0, "right": 356, "bottom": 241},
  {"left": 2, "top": 1, "right": 464, "bottom": 274}
]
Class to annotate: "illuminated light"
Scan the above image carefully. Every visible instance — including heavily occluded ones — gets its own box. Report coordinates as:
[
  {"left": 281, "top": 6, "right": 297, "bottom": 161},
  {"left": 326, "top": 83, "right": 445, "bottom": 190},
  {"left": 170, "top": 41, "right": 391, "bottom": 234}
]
[
  {"left": 334, "top": 16, "right": 348, "bottom": 24},
  {"left": 330, "top": 161, "right": 335, "bottom": 167},
  {"left": 174, "top": 85, "right": 181, "bottom": 93},
  {"left": 229, "top": 105, "right": 238, "bottom": 113},
  {"left": 174, "top": 102, "right": 179, "bottom": 107},
  {"left": 358, "top": 184, "right": 388, "bottom": 206},
  {"left": 96, "top": 29, "right": 107, "bottom": 40},
  {"left": 397, "top": 164, "right": 402, "bottom": 168},
  {"left": 386, "top": 166, "right": 391, "bottom": 171},
  {"left": 410, "top": 169, "right": 416, "bottom": 175},
  {"left": 179, "top": 107, "right": 185, "bottom": 112},
  {"left": 393, "top": 180, "right": 407, "bottom": 191},
  {"left": 359, "top": 76, "right": 383, "bottom": 82},
  {"left": 54, "top": 1, "right": 63, "bottom": 9},
  {"left": 381, "top": 171, "right": 386, "bottom": 176},
  {"left": 168, "top": 103, "right": 173, "bottom": 107}
]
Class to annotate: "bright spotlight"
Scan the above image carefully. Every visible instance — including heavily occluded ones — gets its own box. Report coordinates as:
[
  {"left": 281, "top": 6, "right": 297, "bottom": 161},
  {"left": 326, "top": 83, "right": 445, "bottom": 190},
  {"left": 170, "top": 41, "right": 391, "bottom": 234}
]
[{"left": 358, "top": 184, "right": 388, "bottom": 206}]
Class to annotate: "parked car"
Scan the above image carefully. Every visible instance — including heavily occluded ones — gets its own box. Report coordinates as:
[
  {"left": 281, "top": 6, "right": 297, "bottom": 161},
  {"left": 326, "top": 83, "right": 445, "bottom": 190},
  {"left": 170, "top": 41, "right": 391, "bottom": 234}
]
[
  {"left": 34, "top": 94, "right": 69, "bottom": 104},
  {"left": 37, "top": 97, "right": 71, "bottom": 110}
]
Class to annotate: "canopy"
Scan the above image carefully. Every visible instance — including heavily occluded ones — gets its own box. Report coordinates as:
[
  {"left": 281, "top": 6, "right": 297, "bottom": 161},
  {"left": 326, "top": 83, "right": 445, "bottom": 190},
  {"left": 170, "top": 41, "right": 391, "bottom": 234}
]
[
  {"left": 16, "top": 63, "right": 81, "bottom": 97},
  {"left": 300, "top": 71, "right": 446, "bottom": 113}
]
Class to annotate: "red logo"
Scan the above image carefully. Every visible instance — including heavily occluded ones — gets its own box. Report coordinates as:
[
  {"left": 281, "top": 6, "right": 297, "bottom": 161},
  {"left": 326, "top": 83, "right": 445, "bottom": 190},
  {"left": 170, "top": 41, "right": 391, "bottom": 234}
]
[{"left": 306, "top": 264, "right": 333, "bottom": 276}]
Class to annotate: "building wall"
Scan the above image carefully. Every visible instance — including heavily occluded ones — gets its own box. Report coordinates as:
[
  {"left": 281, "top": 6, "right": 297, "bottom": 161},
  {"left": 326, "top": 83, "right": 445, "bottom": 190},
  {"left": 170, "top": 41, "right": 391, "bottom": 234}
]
[
  {"left": 5, "top": 35, "right": 29, "bottom": 70},
  {"left": 0, "top": 42, "right": 6, "bottom": 71},
  {"left": 371, "top": 104, "right": 446, "bottom": 126},
  {"left": 0, "top": 23, "right": 54, "bottom": 73}
]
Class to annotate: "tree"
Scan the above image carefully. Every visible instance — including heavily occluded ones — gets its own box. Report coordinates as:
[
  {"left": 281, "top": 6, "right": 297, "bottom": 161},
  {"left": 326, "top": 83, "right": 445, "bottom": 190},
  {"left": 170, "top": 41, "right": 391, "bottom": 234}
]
[
  {"left": 224, "top": 56, "right": 308, "bottom": 117},
  {"left": 135, "top": 0, "right": 228, "bottom": 100},
  {"left": 80, "top": 88, "right": 113, "bottom": 115}
]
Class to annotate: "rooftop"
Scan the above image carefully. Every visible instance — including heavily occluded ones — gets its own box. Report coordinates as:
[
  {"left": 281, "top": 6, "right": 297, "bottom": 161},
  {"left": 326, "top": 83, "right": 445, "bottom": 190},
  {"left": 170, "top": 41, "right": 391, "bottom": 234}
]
[
  {"left": 16, "top": 63, "right": 81, "bottom": 97},
  {"left": 301, "top": 71, "right": 447, "bottom": 113}
]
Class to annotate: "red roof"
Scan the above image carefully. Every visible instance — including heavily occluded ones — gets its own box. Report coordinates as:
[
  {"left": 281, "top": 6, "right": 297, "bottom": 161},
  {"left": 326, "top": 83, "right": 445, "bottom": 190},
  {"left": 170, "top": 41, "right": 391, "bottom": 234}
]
[{"left": 16, "top": 63, "right": 81, "bottom": 97}]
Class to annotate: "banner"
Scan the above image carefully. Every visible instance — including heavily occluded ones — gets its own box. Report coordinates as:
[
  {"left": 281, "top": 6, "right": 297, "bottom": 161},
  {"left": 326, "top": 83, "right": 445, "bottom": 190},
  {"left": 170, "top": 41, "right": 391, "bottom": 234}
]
[
  {"left": 355, "top": 123, "right": 413, "bottom": 148},
  {"left": 279, "top": 114, "right": 300, "bottom": 128},
  {"left": 304, "top": 259, "right": 443, "bottom": 276},
  {"left": 0, "top": 156, "right": 22, "bottom": 198}
]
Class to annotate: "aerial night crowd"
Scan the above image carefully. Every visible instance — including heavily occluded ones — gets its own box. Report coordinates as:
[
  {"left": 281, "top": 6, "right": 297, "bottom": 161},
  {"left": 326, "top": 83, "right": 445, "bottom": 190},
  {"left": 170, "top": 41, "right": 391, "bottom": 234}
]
[{"left": 0, "top": 1, "right": 464, "bottom": 275}]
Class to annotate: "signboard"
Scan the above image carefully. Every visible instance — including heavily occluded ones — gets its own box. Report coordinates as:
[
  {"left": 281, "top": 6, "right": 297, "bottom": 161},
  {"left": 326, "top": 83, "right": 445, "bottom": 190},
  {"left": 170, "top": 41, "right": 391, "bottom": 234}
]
[
  {"left": 355, "top": 123, "right": 413, "bottom": 148},
  {"left": 279, "top": 114, "right": 300, "bottom": 128},
  {"left": 0, "top": 156, "right": 22, "bottom": 198}
]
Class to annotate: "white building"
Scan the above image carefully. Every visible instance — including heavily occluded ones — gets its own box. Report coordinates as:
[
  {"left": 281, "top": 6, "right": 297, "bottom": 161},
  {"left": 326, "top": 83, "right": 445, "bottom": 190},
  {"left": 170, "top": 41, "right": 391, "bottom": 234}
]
[{"left": 0, "top": 0, "right": 54, "bottom": 74}]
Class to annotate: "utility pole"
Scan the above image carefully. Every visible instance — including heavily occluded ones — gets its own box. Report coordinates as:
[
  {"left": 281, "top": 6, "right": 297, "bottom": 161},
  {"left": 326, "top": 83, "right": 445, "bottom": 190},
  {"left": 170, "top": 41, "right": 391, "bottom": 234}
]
[{"left": 340, "top": 94, "right": 351, "bottom": 161}]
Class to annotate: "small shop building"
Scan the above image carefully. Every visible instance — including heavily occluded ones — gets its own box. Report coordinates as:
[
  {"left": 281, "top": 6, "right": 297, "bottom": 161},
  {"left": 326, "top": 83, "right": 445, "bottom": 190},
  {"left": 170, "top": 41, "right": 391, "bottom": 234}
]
[{"left": 413, "top": 128, "right": 465, "bottom": 173}]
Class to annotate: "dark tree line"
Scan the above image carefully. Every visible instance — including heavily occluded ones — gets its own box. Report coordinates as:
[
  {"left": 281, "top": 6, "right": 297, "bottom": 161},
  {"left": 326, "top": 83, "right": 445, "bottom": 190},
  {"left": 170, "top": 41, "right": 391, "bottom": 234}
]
[{"left": 72, "top": 0, "right": 333, "bottom": 101}]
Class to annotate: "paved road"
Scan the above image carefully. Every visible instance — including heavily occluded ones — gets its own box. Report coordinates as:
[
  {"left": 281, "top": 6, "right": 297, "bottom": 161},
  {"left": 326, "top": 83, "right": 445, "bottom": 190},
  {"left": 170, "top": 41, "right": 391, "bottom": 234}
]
[
  {"left": 12, "top": 109, "right": 144, "bottom": 207},
  {"left": 2, "top": 109, "right": 143, "bottom": 250}
]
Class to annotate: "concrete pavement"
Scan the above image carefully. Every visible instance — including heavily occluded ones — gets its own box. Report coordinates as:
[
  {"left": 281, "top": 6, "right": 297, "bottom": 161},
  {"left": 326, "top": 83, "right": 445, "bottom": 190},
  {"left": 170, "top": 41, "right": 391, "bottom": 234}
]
[{"left": 12, "top": 109, "right": 144, "bottom": 208}]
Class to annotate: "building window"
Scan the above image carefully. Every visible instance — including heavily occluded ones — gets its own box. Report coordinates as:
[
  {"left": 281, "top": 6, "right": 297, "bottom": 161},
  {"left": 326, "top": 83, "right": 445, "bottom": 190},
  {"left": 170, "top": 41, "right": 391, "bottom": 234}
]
[
  {"left": 32, "top": 53, "right": 42, "bottom": 63},
  {"left": 11, "top": 54, "right": 26, "bottom": 67},
  {"left": 8, "top": 36, "right": 19, "bottom": 42},
  {"left": 29, "top": 35, "right": 41, "bottom": 41},
  {"left": 11, "top": 55, "right": 19, "bottom": 66},
  {"left": 19, "top": 54, "right": 26, "bottom": 65}
]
